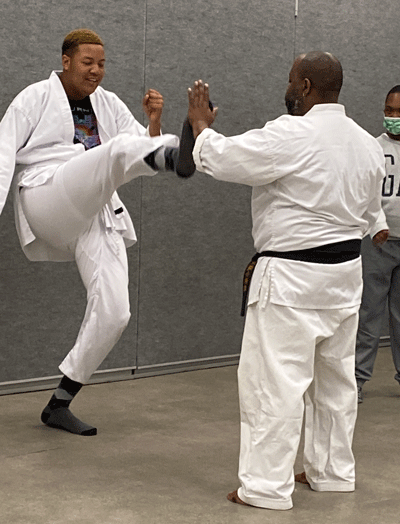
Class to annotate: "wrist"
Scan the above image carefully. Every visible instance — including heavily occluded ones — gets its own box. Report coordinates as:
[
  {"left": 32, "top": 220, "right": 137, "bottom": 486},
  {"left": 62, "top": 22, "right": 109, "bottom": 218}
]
[
  {"left": 191, "top": 120, "right": 209, "bottom": 139},
  {"left": 149, "top": 120, "right": 161, "bottom": 137}
]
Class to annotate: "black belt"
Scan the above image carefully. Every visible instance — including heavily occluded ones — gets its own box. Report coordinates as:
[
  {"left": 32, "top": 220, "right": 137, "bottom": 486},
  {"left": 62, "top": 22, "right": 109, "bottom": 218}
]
[{"left": 241, "top": 239, "right": 361, "bottom": 316}]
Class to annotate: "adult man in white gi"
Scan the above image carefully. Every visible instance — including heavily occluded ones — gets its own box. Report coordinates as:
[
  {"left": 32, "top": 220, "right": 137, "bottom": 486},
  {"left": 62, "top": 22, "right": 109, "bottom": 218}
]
[
  {"left": 0, "top": 28, "right": 181, "bottom": 436},
  {"left": 356, "top": 85, "right": 400, "bottom": 403},
  {"left": 186, "top": 52, "right": 385, "bottom": 510}
]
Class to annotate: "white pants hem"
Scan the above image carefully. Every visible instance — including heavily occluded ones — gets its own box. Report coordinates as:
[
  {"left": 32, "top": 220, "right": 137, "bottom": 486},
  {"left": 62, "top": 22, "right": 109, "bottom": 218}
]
[
  {"left": 237, "top": 488, "right": 293, "bottom": 510},
  {"left": 58, "top": 363, "right": 86, "bottom": 385},
  {"left": 308, "top": 479, "right": 355, "bottom": 492}
]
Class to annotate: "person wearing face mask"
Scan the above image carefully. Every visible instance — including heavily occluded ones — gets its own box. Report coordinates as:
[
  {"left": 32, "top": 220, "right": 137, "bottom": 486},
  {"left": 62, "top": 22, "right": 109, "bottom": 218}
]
[
  {"left": 355, "top": 86, "right": 400, "bottom": 403},
  {"left": 0, "top": 28, "right": 192, "bottom": 437},
  {"left": 186, "top": 52, "right": 385, "bottom": 510}
]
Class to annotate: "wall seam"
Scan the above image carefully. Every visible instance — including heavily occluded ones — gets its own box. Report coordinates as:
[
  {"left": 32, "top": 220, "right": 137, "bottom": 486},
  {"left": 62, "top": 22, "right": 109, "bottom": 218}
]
[{"left": 134, "top": 0, "right": 149, "bottom": 370}]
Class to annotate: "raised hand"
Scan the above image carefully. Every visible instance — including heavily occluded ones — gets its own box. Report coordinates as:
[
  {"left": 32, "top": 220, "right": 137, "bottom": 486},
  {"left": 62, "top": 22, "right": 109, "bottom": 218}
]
[
  {"left": 187, "top": 80, "right": 218, "bottom": 138},
  {"left": 143, "top": 88, "right": 164, "bottom": 136}
]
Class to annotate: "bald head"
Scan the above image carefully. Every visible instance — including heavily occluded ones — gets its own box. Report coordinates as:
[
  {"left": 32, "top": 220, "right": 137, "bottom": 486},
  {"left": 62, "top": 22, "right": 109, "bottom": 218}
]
[
  {"left": 297, "top": 51, "right": 343, "bottom": 97},
  {"left": 285, "top": 51, "right": 343, "bottom": 116}
]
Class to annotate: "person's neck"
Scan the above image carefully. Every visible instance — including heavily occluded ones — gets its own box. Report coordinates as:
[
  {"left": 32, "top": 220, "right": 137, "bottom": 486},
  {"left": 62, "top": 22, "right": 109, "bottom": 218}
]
[
  {"left": 59, "top": 72, "right": 86, "bottom": 101},
  {"left": 300, "top": 97, "right": 339, "bottom": 116}
]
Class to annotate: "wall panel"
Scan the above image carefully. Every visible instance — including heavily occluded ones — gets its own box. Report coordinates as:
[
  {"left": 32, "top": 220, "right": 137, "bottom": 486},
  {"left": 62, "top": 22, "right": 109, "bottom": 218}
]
[
  {"left": 136, "top": 0, "right": 294, "bottom": 367},
  {"left": 295, "top": 0, "right": 399, "bottom": 137}
]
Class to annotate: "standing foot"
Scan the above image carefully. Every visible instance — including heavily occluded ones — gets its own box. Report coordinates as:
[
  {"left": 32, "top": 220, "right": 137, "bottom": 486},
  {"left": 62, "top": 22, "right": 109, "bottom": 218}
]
[
  {"left": 227, "top": 490, "right": 252, "bottom": 506},
  {"left": 295, "top": 472, "right": 310, "bottom": 486},
  {"left": 41, "top": 406, "right": 97, "bottom": 436}
]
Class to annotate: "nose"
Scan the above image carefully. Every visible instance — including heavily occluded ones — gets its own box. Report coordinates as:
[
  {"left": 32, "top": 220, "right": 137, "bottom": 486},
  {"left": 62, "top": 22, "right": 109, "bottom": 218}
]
[{"left": 89, "top": 63, "right": 101, "bottom": 75}]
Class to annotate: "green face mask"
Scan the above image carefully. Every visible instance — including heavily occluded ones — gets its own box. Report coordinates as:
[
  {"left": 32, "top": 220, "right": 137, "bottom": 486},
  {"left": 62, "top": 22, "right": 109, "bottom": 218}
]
[{"left": 383, "top": 117, "right": 400, "bottom": 135}]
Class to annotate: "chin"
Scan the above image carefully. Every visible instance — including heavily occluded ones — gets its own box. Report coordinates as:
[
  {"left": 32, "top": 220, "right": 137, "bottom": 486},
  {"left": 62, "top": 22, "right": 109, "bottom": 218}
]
[{"left": 83, "top": 82, "right": 99, "bottom": 96}]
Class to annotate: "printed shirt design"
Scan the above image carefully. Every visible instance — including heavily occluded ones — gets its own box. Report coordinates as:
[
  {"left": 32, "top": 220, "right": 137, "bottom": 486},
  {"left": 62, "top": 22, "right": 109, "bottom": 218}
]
[{"left": 69, "top": 97, "right": 101, "bottom": 150}]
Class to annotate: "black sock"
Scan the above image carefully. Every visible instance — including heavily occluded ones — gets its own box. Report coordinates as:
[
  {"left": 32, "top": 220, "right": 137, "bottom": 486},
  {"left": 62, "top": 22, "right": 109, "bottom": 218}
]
[
  {"left": 144, "top": 146, "right": 179, "bottom": 172},
  {"left": 42, "top": 376, "right": 97, "bottom": 436},
  {"left": 47, "top": 375, "right": 83, "bottom": 409}
]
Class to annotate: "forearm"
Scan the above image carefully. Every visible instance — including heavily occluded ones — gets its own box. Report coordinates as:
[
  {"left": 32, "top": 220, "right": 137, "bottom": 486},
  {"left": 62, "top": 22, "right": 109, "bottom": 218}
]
[{"left": 193, "top": 127, "right": 279, "bottom": 187}]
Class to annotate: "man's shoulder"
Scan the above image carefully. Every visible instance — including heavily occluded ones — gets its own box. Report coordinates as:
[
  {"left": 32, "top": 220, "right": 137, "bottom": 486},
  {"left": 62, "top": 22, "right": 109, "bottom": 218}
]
[
  {"left": 377, "top": 132, "right": 400, "bottom": 156},
  {"left": 21, "top": 72, "right": 56, "bottom": 94},
  {"left": 262, "top": 113, "right": 302, "bottom": 135},
  {"left": 10, "top": 75, "right": 53, "bottom": 109},
  {"left": 377, "top": 133, "right": 398, "bottom": 147},
  {"left": 341, "top": 114, "right": 384, "bottom": 151}
]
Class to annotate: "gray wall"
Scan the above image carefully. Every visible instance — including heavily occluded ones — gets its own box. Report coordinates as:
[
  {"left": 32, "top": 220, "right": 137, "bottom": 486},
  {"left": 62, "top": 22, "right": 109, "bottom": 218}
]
[{"left": 0, "top": 0, "right": 393, "bottom": 384}]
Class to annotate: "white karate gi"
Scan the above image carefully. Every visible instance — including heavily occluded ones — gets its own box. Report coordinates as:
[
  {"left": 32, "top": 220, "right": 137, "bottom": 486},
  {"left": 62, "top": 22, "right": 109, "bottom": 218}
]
[
  {"left": 0, "top": 71, "right": 178, "bottom": 384},
  {"left": 193, "top": 104, "right": 385, "bottom": 509}
]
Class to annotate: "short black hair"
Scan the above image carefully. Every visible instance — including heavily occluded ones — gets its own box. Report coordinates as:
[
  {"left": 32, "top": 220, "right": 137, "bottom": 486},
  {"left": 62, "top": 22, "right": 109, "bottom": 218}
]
[{"left": 386, "top": 85, "right": 400, "bottom": 102}]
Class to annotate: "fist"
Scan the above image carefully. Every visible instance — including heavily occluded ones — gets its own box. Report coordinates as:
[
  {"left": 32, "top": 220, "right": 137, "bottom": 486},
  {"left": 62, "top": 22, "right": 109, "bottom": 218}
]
[
  {"left": 143, "top": 89, "right": 163, "bottom": 122},
  {"left": 372, "top": 229, "right": 389, "bottom": 246}
]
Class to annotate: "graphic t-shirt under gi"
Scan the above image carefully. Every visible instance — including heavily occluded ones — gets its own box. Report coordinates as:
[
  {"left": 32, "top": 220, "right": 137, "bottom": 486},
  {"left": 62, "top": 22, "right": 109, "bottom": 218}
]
[{"left": 69, "top": 96, "right": 101, "bottom": 150}]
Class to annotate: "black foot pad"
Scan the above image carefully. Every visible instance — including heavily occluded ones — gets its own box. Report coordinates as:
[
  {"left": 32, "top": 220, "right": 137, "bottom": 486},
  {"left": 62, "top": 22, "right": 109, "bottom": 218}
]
[{"left": 41, "top": 406, "right": 97, "bottom": 436}]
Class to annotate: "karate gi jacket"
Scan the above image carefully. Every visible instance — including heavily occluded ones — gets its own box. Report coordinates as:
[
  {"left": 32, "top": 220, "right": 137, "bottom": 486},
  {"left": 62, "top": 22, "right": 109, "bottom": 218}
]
[
  {"left": 193, "top": 104, "right": 386, "bottom": 310},
  {"left": 0, "top": 71, "right": 147, "bottom": 261}
]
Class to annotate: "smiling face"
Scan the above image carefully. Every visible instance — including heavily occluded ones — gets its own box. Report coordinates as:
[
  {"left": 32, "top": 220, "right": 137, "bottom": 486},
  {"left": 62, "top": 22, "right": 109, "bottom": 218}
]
[{"left": 60, "top": 43, "right": 105, "bottom": 100}]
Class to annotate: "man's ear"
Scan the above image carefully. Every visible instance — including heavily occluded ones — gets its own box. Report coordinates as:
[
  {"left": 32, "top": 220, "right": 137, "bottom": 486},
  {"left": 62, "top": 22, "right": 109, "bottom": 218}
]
[
  {"left": 303, "top": 78, "right": 311, "bottom": 97},
  {"left": 62, "top": 54, "right": 70, "bottom": 72}
]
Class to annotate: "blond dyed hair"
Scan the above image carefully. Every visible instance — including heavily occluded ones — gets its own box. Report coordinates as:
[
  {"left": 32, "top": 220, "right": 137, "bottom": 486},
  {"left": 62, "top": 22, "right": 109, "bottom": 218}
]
[{"left": 62, "top": 28, "right": 104, "bottom": 57}]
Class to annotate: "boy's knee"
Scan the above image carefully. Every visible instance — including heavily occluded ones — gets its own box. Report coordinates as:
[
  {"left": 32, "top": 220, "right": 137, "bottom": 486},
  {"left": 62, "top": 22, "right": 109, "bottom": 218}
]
[
  {"left": 111, "top": 299, "right": 131, "bottom": 333},
  {"left": 119, "top": 309, "right": 131, "bottom": 331}
]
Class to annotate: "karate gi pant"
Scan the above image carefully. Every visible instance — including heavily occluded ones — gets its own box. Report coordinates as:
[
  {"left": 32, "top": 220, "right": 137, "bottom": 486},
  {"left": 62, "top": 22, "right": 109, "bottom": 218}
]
[
  {"left": 355, "top": 236, "right": 400, "bottom": 386},
  {"left": 20, "top": 133, "right": 176, "bottom": 384},
  {"left": 237, "top": 282, "right": 359, "bottom": 510}
]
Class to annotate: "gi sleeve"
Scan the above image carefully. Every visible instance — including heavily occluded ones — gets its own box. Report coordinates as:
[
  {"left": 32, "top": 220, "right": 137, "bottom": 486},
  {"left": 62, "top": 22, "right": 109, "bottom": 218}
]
[
  {"left": 369, "top": 208, "right": 389, "bottom": 239},
  {"left": 0, "top": 105, "right": 33, "bottom": 215},
  {"left": 193, "top": 127, "right": 280, "bottom": 187},
  {"left": 362, "top": 162, "right": 387, "bottom": 238}
]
